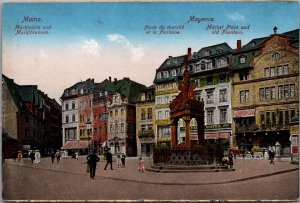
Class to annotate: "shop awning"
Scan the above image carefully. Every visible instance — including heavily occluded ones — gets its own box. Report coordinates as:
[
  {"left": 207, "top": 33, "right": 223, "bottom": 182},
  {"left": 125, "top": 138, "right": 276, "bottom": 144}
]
[
  {"left": 205, "top": 133, "right": 230, "bottom": 139},
  {"left": 234, "top": 109, "right": 255, "bottom": 118},
  {"left": 61, "top": 140, "right": 89, "bottom": 150}
]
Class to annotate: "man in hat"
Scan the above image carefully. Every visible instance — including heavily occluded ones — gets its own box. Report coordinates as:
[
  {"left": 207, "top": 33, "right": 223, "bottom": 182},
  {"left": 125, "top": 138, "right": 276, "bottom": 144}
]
[{"left": 87, "top": 150, "right": 100, "bottom": 179}]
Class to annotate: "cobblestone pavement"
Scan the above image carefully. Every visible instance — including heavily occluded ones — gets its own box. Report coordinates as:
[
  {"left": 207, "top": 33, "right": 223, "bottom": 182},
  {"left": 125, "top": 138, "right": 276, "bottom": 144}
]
[{"left": 2, "top": 156, "right": 299, "bottom": 201}]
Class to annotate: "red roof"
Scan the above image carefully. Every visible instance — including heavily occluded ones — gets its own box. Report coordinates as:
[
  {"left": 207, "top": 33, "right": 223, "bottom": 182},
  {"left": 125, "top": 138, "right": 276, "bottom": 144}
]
[
  {"left": 61, "top": 140, "right": 89, "bottom": 150},
  {"left": 234, "top": 109, "right": 255, "bottom": 118}
]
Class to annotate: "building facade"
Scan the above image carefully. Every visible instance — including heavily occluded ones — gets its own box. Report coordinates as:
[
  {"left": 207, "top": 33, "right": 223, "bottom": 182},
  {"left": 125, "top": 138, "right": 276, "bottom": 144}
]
[
  {"left": 189, "top": 43, "right": 233, "bottom": 146},
  {"left": 106, "top": 77, "right": 147, "bottom": 156},
  {"left": 2, "top": 75, "right": 62, "bottom": 157},
  {"left": 136, "top": 86, "right": 155, "bottom": 157},
  {"left": 153, "top": 55, "right": 185, "bottom": 146},
  {"left": 231, "top": 29, "right": 299, "bottom": 155}
]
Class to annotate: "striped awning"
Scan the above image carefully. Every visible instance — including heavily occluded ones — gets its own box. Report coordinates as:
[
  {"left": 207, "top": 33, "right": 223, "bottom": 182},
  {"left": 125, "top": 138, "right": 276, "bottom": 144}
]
[
  {"left": 234, "top": 109, "right": 255, "bottom": 118},
  {"left": 61, "top": 140, "right": 89, "bottom": 150}
]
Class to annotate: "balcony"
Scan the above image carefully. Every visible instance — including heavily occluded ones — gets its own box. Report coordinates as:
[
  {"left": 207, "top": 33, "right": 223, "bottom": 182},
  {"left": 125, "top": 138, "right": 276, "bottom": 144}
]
[
  {"left": 259, "top": 123, "right": 290, "bottom": 131},
  {"left": 138, "top": 129, "right": 155, "bottom": 138},
  {"left": 235, "top": 124, "right": 259, "bottom": 133}
]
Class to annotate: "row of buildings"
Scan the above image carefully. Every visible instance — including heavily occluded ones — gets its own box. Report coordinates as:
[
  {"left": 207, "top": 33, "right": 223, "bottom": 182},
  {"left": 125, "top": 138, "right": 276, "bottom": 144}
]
[
  {"left": 61, "top": 28, "right": 299, "bottom": 157},
  {"left": 2, "top": 75, "right": 62, "bottom": 158},
  {"left": 3, "top": 27, "right": 298, "bottom": 158}
]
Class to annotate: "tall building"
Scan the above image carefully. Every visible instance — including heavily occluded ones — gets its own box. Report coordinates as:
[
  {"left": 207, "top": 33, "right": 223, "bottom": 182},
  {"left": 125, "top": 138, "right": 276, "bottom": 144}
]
[
  {"left": 189, "top": 43, "right": 233, "bottom": 145},
  {"left": 2, "top": 75, "right": 61, "bottom": 157},
  {"left": 136, "top": 85, "right": 155, "bottom": 157},
  {"left": 153, "top": 55, "right": 185, "bottom": 146},
  {"left": 106, "top": 77, "right": 147, "bottom": 156},
  {"left": 231, "top": 28, "right": 299, "bottom": 155}
]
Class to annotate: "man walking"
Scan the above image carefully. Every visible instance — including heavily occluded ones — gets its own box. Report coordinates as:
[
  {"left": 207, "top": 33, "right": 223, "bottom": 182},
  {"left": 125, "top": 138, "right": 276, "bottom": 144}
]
[
  {"left": 104, "top": 149, "right": 113, "bottom": 170},
  {"left": 86, "top": 150, "right": 100, "bottom": 179}
]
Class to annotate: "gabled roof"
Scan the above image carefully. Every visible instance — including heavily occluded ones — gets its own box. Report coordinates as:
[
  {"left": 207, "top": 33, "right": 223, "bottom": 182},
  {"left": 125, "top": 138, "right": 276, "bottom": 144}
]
[
  {"left": 197, "top": 43, "right": 232, "bottom": 58},
  {"left": 2, "top": 75, "right": 26, "bottom": 111},
  {"left": 158, "top": 55, "right": 185, "bottom": 70},
  {"left": 105, "top": 77, "right": 147, "bottom": 103}
]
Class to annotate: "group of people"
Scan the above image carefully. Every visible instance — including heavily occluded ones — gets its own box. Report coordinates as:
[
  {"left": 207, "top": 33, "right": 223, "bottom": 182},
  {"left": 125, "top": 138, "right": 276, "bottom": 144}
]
[
  {"left": 29, "top": 150, "right": 41, "bottom": 164},
  {"left": 86, "top": 149, "right": 146, "bottom": 179},
  {"left": 50, "top": 150, "right": 62, "bottom": 164}
]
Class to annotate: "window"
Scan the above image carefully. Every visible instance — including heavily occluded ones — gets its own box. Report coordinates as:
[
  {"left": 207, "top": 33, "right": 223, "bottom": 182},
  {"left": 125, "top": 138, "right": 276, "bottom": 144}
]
[
  {"left": 266, "top": 112, "right": 270, "bottom": 126},
  {"left": 163, "top": 71, "right": 169, "bottom": 78},
  {"left": 165, "top": 110, "right": 169, "bottom": 119},
  {"left": 121, "top": 123, "right": 124, "bottom": 132},
  {"left": 290, "top": 109, "right": 296, "bottom": 121},
  {"left": 94, "top": 128, "right": 97, "bottom": 134},
  {"left": 272, "top": 52, "right": 280, "bottom": 60},
  {"left": 206, "top": 89, "right": 214, "bottom": 104},
  {"left": 265, "top": 68, "right": 270, "bottom": 77},
  {"left": 259, "top": 88, "right": 265, "bottom": 100},
  {"left": 261, "top": 112, "right": 265, "bottom": 125},
  {"left": 240, "top": 90, "right": 249, "bottom": 103},
  {"left": 203, "top": 49, "right": 211, "bottom": 56},
  {"left": 220, "top": 108, "right": 227, "bottom": 124},
  {"left": 72, "top": 102, "right": 75, "bottom": 109},
  {"left": 72, "top": 114, "right": 76, "bottom": 122},
  {"left": 283, "top": 64, "right": 289, "bottom": 75},
  {"left": 157, "top": 72, "right": 161, "bottom": 79},
  {"left": 121, "top": 109, "right": 124, "bottom": 116},
  {"left": 141, "top": 125, "right": 147, "bottom": 133},
  {"left": 270, "top": 67, "right": 275, "bottom": 76},
  {"left": 265, "top": 87, "right": 270, "bottom": 100},
  {"left": 158, "top": 111, "right": 162, "bottom": 119},
  {"left": 147, "top": 108, "right": 153, "bottom": 120},
  {"left": 239, "top": 72, "right": 249, "bottom": 81},
  {"left": 207, "top": 109, "right": 214, "bottom": 124},
  {"left": 141, "top": 108, "right": 146, "bottom": 120},
  {"left": 278, "top": 66, "right": 283, "bottom": 75},
  {"left": 115, "top": 124, "right": 118, "bottom": 133},
  {"left": 110, "top": 124, "right": 113, "bottom": 133},
  {"left": 110, "top": 111, "right": 113, "bottom": 117},
  {"left": 271, "top": 112, "right": 276, "bottom": 127},
  {"left": 219, "top": 74, "right": 226, "bottom": 83},
  {"left": 171, "top": 69, "right": 176, "bottom": 77},
  {"left": 207, "top": 77, "right": 213, "bottom": 85},
  {"left": 65, "top": 102, "right": 69, "bottom": 111},
  {"left": 115, "top": 109, "right": 118, "bottom": 116},
  {"left": 65, "top": 115, "right": 69, "bottom": 123},
  {"left": 239, "top": 56, "right": 246, "bottom": 64},
  {"left": 285, "top": 110, "right": 289, "bottom": 124},
  {"left": 219, "top": 89, "right": 227, "bottom": 102},
  {"left": 201, "top": 61, "right": 206, "bottom": 70}
]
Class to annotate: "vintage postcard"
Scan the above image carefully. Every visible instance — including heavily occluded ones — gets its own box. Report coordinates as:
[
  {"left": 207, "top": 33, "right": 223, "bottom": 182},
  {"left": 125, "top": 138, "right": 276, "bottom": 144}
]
[{"left": 1, "top": 1, "right": 299, "bottom": 202}]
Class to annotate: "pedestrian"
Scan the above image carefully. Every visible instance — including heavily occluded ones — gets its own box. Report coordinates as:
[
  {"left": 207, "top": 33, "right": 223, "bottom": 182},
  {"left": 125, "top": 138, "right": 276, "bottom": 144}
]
[
  {"left": 138, "top": 157, "right": 145, "bottom": 173},
  {"left": 55, "top": 150, "right": 61, "bottom": 163},
  {"left": 228, "top": 151, "right": 234, "bottom": 168},
  {"left": 35, "top": 150, "right": 41, "bottom": 163},
  {"left": 50, "top": 151, "right": 55, "bottom": 164},
  {"left": 104, "top": 149, "right": 113, "bottom": 170},
  {"left": 86, "top": 150, "right": 100, "bottom": 179},
  {"left": 75, "top": 151, "right": 79, "bottom": 160},
  {"left": 269, "top": 146, "right": 275, "bottom": 164},
  {"left": 121, "top": 153, "right": 126, "bottom": 168},
  {"left": 116, "top": 154, "right": 121, "bottom": 168},
  {"left": 30, "top": 150, "right": 35, "bottom": 164}
]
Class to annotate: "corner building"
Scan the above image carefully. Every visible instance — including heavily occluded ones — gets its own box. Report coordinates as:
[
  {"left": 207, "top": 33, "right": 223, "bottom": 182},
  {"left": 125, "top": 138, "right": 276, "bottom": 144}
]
[{"left": 231, "top": 29, "right": 299, "bottom": 155}]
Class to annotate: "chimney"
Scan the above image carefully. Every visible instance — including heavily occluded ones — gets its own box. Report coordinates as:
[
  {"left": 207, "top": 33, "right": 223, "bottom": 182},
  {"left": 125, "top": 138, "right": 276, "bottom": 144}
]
[
  {"left": 168, "top": 56, "right": 172, "bottom": 59},
  {"left": 187, "top": 47, "right": 192, "bottom": 58},
  {"left": 237, "top": 40, "right": 242, "bottom": 50},
  {"left": 109, "top": 77, "right": 111, "bottom": 82},
  {"left": 114, "top": 78, "right": 117, "bottom": 82},
  {"left": 92, "top": 79, "right": 94, "bottom": 83}
]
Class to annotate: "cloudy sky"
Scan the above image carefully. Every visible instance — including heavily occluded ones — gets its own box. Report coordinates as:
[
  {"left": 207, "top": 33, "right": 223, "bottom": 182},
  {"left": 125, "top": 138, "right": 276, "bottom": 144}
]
[{"left": 2, "top": 2, "right": 298, "bottom": 102}]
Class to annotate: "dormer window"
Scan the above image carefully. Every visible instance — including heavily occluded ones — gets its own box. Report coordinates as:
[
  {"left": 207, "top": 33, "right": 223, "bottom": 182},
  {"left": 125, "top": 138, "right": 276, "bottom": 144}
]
[
  {"left": 251, "top": 42, "right": 256, "bottom": 47},
  {"left": 173, "top": 59, "right": 177, "bottom": 64},
  {"left": 157, "top": 72, "right": 162, "bottom": 79},
  {"left": 216, "top": 48, "right": 223, "bottom": 54},
  {"left": 167, "top": 61, "right": 171, "bottom": 65},
  {"left": 201, "top": 61, "right": 206, "bottom": 70},
  {"left": 239, "top": 55, "right": 246, "bottom": 64},
  {"left": 171, "top": 69, "right": 176, "bottom": 77},
  {"left": 203, "top": 49, "right": 211, "bottom": 56},
  {"left": 163, "top": 71, "right": 169, "bottom": 78}
]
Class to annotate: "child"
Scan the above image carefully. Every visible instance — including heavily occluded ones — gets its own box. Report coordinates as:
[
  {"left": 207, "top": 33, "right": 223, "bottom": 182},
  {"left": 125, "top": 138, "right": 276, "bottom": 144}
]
[{"left": 138, "top": 157, "right": 145, "bottom": 173}]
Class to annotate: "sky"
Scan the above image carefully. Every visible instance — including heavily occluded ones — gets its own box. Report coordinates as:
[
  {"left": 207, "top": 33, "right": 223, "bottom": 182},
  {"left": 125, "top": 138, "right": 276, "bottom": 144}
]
[{"left": 2, "top": 2, "right": 299, "bottom": 102}]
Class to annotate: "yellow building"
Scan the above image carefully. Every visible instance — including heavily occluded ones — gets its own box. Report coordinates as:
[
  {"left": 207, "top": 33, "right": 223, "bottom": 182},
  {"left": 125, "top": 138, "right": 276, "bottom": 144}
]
[
  {"left": 231, "top": 28, "right": 299, "bottom": 155},
  {"left": 136, "top": 86, "right": 156, "bottom": 157}
]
